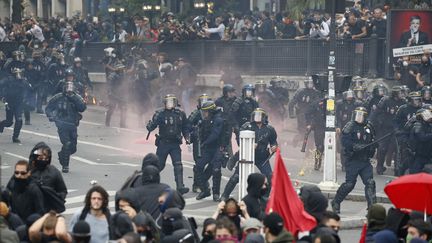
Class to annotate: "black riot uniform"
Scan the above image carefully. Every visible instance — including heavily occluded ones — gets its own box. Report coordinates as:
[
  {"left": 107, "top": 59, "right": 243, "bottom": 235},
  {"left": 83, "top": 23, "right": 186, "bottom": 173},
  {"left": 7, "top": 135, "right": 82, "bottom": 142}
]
[
  {"left": 195, "top": 101, "right": 228, "bottom": 202},
  {"left": 31, "top": 51, "right": 47, "bottom": 114},
  {"left": 0, "top": 68, "right": 31, "bottom": 143},
  {"left": 288, "top": 79, "right": 321, "bottom": 145},
  {"left": 71, "top": 57, "right": 93, "bottom": 98},
  {"left": 215, "top": 84, "right": 237, "bottom": 151},
  {"left": 393, "top": 91, "right": 422, "bottom": 176},
  {"left": 409, "top": 108, "right": 432, "bottom": 174},
  {"left": 3, "top": 51, "right": 25, "bottom": 74},
  {"left": 365, "top": 84, "right": 387, "bottom": 114},
  {"left": 146, "top": 94, "right": 190, "bottom": 195},
  {"left": 332, "top": 107, "right": 377, "bottom": 213},
  {"left": 188, "top": 94, "right": 211, "bottom": 193},
  {"left": 305, "top": 98, "right": 326, "bottom": 170},
  {"left": 105, "top": 63, "right": 127, "bottom": 128},
  {"left": 45, "top": 81, "right": 87, "bottom": 173},
  {"left": 47, "top": 52, "right": 66, "bottom": 95},
  {"left": 268, "top": 77, "right": 290, "bottom": 120},
  {"left": 231, "top": 84, "right": 259, "bottom": 141},
  {"left": 255, "top": 80, "right": 280, "bottom": 120},
  {"left": 370, "top": 86, "right": 405, "bottom": 174},
  {"left": 220, "top": 108, "right": 277, "bottom": 201},
  {"left": 23, "top": 58, "right": 39, "bottom": 125}
]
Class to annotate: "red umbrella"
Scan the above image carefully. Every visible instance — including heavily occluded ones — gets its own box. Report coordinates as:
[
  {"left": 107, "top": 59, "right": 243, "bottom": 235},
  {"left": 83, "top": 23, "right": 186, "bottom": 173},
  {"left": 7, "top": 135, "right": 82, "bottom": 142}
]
[{"left": 384, "top": 173, "right": 432, "bottom": 215}]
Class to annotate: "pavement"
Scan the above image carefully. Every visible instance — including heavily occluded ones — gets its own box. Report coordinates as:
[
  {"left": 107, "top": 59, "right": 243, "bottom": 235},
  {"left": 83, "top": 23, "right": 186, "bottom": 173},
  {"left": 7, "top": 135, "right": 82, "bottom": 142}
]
[{"left": 0, "top": 103, "right": 398, "bottom": 231}]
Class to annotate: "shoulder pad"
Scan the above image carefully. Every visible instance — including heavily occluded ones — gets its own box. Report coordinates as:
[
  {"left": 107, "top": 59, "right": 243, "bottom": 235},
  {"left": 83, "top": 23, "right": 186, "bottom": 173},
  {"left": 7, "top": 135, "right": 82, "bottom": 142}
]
[
  {"left": 342, "top": 121, "right": 355, "bottom": 134},
  {"left": 48, "top": 93, "right": 64, "bottom": 102}
]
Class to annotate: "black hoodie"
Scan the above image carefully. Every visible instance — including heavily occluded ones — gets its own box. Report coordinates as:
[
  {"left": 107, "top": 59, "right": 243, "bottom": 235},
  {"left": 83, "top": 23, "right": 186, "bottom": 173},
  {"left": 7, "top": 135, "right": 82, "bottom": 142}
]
[{"left": 242, "top": 173, "right": 267, "bottom": 221}]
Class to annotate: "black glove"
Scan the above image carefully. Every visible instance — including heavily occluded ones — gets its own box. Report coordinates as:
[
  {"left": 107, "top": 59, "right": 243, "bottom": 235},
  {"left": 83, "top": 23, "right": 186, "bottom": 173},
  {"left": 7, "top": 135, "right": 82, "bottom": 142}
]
[{"left": 353, "top": 144, "right": 365, "bottom": 152}]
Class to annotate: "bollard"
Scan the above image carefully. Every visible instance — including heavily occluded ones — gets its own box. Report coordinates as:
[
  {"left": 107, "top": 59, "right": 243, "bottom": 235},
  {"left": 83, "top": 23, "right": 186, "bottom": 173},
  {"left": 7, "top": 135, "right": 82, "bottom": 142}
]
[{"left": 238, "top": 130, "right": 255, "bottom": 200}]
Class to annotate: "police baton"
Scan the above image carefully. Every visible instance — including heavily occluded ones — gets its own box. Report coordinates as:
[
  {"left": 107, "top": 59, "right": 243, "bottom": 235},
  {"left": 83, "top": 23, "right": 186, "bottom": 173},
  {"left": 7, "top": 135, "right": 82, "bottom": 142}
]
[
  {"left": 355, "top": 130, "right": 395, "bottom": 151},
  {"left": 146, "top": 131, "right": 151, "bottom": 140},
  {"left": 262, "top": 150, "right": 276, "bottom": 167}
]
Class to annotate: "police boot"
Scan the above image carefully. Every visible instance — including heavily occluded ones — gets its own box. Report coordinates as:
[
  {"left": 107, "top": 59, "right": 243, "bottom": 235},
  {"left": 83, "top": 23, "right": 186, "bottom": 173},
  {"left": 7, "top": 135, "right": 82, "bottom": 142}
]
[
  {"left": 173, "top": 162, "right": 189, "bottom": 195},
  {"left": 220, "top": 174, "right": 239, "bottom": 200},
  {"left": 331, "top": 199, "right": 341, "bottom": 214},
  {"left": 196, "top": 188, "right": 211, "bottom": 200},
  {"left": 212, "top": 169, "right": 222, "bottom": 202},
  {"left": 12, "top": 137, "right": 21, "bottom": 143},
  {"left": 226, "top": 152, "right": 239, "bottom": 171},
  {"left": 365, "top": 179, "right": 377, "bottom": 208},
  {"left": 58, "top": 151, "right": 70, "bottom": 173}
]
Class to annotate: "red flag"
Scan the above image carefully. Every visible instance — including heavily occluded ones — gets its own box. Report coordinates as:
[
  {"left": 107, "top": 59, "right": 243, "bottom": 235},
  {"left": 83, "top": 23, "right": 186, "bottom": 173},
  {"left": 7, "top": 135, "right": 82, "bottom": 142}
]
[{"left": 266, "top": 148, "right": 317, "bottom": 236}]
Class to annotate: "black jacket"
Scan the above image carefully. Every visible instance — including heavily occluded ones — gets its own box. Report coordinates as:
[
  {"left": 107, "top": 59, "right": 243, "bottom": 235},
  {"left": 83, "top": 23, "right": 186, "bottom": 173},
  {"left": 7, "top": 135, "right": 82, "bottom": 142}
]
[
  {"left": 7, "top": 177, "right": 45, "bottom": 220},
  {"left": 242, "top": 173, "right": 267, "bottom": 221}
]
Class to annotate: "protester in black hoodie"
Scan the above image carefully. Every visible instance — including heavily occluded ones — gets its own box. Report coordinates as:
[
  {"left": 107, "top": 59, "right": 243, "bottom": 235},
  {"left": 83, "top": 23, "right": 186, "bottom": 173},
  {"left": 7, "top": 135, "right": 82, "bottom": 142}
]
[{"left": 242, "top": 173, "right": 268, "bottom": 221}]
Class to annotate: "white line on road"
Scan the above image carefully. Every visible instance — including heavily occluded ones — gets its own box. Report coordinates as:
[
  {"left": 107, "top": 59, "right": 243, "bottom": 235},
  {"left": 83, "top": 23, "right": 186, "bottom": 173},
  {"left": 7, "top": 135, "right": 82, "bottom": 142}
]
[
  {"left": 1, "top": 165, "right": 10, "bottom": 169},
  {"left": 72, "top": 156, "right": 140, "bottom": 167},
  {"left": 80, "top": 120, "right": 103, "bottom": 126},
  {"left": 4, "top": 152, "right": 28, "bottom": 160},
  {"left": 66, "top": 190, "right": 116, "bottom": 205}
]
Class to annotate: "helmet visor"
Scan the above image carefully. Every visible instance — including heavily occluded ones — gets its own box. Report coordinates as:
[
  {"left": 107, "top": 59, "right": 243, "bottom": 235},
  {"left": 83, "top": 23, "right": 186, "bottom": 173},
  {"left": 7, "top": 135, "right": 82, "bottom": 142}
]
[
  {"left": 377, "top": 88, "right": 385, "bottom": 96},
  {"left": 354, "top": 110, "right": 366, "bottom": 124},
  {"left": 253, "top": 111, "right": 263, "bottom": 123},
  {"left": 245, "top": 89, "right": 253, "bottom": 97},
  {"left": 165, "top": 97, "right": 176, "bottom": 109},
  {"left": 423, "top": 90, "right": 431, "bottom": 100},
  {"left": 199, "top": 97, "right": 209, "bottom": 108},
  {"left": 65, "top": 82, "right": 74, "bottom": 93},
  {"left": 412, "top": 98, "right": 422, "bottom": 107},
  {"left": 200, "top": 110, "right": 210, "bottom": 120}
]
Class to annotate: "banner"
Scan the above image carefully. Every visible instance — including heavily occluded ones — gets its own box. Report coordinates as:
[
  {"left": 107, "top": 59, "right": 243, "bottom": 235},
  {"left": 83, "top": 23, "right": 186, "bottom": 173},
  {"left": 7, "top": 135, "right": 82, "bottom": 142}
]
[{"left": 393, "top": 44, "right": 432, "bottom": 57}]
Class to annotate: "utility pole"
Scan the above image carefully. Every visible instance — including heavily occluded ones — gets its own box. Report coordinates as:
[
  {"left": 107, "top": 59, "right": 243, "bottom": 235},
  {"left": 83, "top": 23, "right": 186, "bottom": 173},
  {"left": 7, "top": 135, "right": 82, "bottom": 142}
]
[{"left": 319, "top": 0, "right": 339, "bottom": 191}]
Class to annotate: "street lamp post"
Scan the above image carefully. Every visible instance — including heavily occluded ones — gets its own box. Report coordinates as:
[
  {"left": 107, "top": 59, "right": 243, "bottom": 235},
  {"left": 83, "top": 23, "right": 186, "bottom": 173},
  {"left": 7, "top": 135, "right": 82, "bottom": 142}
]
[{"left": 318, "top": 0, "right": 339, "bottom": 191}]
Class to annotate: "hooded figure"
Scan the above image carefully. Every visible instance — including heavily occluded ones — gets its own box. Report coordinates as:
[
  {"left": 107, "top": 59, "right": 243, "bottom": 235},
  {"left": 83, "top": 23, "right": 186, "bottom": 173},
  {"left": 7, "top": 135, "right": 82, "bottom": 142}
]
[
  {"left": 242, "top": 173, "right": 267, "bottom": 221},
  {"left": 115, "top": 188, "right": 140, "bottom": 213},
  {"left": 299, "top": 185, "right": 328, "bottom": 222},
  {"left": 130, "top": 162, "right": 170, "bottom": 220},
  {"left": 133, "top": 211, "right": 160, "bottom": 242},
  {"left": 365, "top": 204, "right": 387, "bottom": 242},
  {"left": 110, "top": 211, "right": 134, "bottom": 240},
  {"left": 372, "top": 229, "right": 398, "bottom": 243}
]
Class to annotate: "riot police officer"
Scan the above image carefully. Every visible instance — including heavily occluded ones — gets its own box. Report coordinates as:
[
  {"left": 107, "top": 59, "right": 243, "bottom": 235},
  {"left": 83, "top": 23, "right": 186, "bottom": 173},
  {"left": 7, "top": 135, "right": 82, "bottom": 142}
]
[
  {"left": 105, "top": 63, "right": 127, "bottom": 128},
  {"left": 231, "top": 84, "right": 259, "bottom": 141},
  {"left": 268, "top": 77, "right": 290, "bottom": 120},
  {"left": 336, "top": 90, "right": 358, "bottom": 171},
  {"left": 288, "top": 78, "right": 321, "bottom": 146},
  {"left": 55, "top": 69, "right": 85, "bottom": 96},
  {"left": 31, "top": 50, "right": 47, "bottom": 114},
  {"left": 146, "top": 94, "right": 190, "bottom": 194},
  {"left": 409, "top": 108, "right": 432, "bottom": 174},
  {"left": 132, "top": 59, "right": 157, "bottom": 127},
  {"left": 188, "top": 94, "right": 211, "bottom": 192},
  {"left": 47, "top": 51, "right": 66, "bottom": 95},
  {"left": 421, "top": 86, "right": 432, "bottom": 105},
  {"left": 23, "top": 58, "right": 38, "bottom": 125},
  {"left": 305, "top": 98, "right": 326, "bottom": 170},
  {"left": 220, "top": 108, "right": 278, "bottom": 201},
  {"left": 352, "top": 86, "right": 366, "bottom": 106},
  {"left": 332, "top": 107, "right": 377, "bottom": 213},
  {"left": 3, "top": 50, "right": 25, "bottom": 74},
  {"left": 393, "top": 91, "right": 422, "bottom": 176},
  {"left": 370, "top": 86, "right": 405, "bottom": 175},
  {"left": 255, "top": 80, "right": 278, "bottom": 119},
  {"left": 365, "top": 84, "right": 387, "bottom": 114},
  {"left": 195, "top": 101, "right": 226, "bottom": 201},
  {"left": 71, "top": 57, "right": 92, "bottom": 98},
  {"left": 0, "top": 68, "right": 30, "bottom": 143},
  {"left": 45, "top": 81, "right": 87, "bottom": 173}
]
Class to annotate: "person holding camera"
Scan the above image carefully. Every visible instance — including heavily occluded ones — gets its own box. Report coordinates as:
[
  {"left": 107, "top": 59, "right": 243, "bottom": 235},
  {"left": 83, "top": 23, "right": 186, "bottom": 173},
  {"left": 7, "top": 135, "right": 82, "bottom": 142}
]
[{"left": 309, "top": 11, "right": 329, "bottom": 39}]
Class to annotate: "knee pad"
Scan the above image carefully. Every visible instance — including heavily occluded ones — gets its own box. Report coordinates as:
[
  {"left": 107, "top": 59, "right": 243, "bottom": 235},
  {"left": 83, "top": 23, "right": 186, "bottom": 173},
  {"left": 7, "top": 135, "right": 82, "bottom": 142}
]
[
  {"left": 4, "top": 120, "right": 13, "bottom": 127},
  {"left": 213, "top": 168, "right": 221, "bottom": 177},
  {"left": 344, "top": 181, "right": 356, "bottom": 191}
]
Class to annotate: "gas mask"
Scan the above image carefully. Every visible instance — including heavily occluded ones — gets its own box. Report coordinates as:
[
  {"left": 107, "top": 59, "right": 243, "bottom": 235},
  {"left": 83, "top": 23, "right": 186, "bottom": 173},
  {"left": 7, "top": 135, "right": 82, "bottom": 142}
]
[{"left": 64, "top": 81, "right": 75, "bottom": 95}]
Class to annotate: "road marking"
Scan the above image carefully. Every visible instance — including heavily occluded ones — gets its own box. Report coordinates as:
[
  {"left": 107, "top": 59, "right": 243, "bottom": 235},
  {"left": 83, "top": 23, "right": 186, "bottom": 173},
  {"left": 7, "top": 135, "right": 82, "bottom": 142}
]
[
  {"left": 117, "top": 162, "right": 140, "bottom": 167},
  {"left": 4, "top": 152, "right": 28, "bottom": 160},
  {"left": 72, "top": 156, "right": 140, "bottom": 167},
  {"left": 66, "top": 190, "right": 116, "bottom": 205},
  {"left": 80, "top": 120, "right": 103, "bottom": 126},
  {"left": 63, "top": 201, "right": 116, "bottom": 215},
  {"left": 1, "top": 165, "right": 10, "bottom": 169}
]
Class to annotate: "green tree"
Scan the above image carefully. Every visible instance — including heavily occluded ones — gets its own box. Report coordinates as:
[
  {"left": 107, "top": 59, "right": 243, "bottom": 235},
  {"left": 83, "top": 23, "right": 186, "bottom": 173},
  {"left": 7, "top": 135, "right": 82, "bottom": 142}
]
[{"left": 286, "top": 0, "right": 325, "bottom": 20}]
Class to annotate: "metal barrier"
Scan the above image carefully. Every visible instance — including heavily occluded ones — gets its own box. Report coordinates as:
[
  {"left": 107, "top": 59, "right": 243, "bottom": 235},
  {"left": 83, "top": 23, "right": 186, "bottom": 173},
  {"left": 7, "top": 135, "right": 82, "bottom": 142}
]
[{"left": 0, "top": 37, "right": 386, "bottom": 77}]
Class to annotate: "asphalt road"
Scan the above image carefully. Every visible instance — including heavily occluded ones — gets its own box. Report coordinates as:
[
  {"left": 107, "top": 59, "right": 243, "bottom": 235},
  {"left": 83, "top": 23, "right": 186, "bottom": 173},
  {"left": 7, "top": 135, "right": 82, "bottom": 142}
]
[{"left": 1, "top": 104, "right": 396, "bottom": 241}]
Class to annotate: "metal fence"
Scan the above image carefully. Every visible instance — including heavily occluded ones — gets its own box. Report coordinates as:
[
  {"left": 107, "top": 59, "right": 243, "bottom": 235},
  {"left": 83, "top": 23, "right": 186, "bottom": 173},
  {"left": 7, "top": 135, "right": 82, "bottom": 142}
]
[{"left": 0, "top": 37, "right": 386, "bottom": 77}]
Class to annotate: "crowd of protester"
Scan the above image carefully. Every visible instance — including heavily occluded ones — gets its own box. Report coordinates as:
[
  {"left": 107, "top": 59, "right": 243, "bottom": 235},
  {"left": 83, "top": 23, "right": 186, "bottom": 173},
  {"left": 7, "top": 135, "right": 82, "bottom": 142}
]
[
  {"left": 1, "top": 143, "right": 432, "bottom": 243},
  {"left": 0, "top": 0, "right": 432, "bottom": 47}
]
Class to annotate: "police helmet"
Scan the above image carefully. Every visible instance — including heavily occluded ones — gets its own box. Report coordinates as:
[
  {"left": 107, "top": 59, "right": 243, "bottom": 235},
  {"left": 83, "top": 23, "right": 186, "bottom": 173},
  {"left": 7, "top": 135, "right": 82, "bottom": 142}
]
[
  {"left": 351, "top": 76, "right": 365, "bottom": 88},
  {"left": 197, "top": 94, "right": 210, "bottom": 108},
  {"left": 304, "top": 78, "right": 314, "bottom": 89},
  {"left": 63, "top": 81, "right": 75, "bottom": 94},
  {"left": 163, "top": 94, "right": 178, "bottom": 110},
  {"left": 343, "top": 90, "right": 354, "bottom": 101},
  {"left": 352, "top": 106, "right": 368, "bottom": 124},
  {"left": 421, "top": 86, "right": 431, "bottom": 101},
  {"left": 372, "top": 84, "right": 387, "bottom": 97},
  {"left": 242, "top": 84, "right": 255, "bottom": 98},
  {"left": 416, "top": 108, "right": 432, "bottom": 123},
  {"left": 65, "top": 68, "right": 75, "bottom": 77},
  {"left": 251, "top": 108, "right": 268, "bottom": 123},
  {"left": 200, "top": 100, "right": 217, "bottom": 120},
  {"left": 400, "top": 85, "right": 410, "bottom": 98},
  {"left": 391, "top": 86, "right": 402, "bottom": 99},
  {"left": 0, "top": 51, "right": 5, "bottom": 61},
  {"left": 222, "top": 84, "right": 235, "bottom": 96},
  {"left": 255, "top": 80, "right": 267, "bottom": 92},
  {"left": 353, "top": 86, "right": 366, "bottom": 100},
  {"left": 104, "top": 47, "right": 116, "bottom": 57},
  {"left": 408, "top": 91, "right": 422, "bottom": 108},
  {"left": 74, "top": 57, "right": 82, "bottom": 63}
]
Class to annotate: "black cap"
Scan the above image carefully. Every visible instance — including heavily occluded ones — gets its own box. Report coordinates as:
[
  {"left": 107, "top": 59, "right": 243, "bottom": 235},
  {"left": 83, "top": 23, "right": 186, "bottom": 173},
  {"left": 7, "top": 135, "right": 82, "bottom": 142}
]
[
  {"left": 72, "top": 220, "right": 91, "bottom": 237},
  {"left": 263, "top": 212, "right": 284, "bottom": 235}
]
